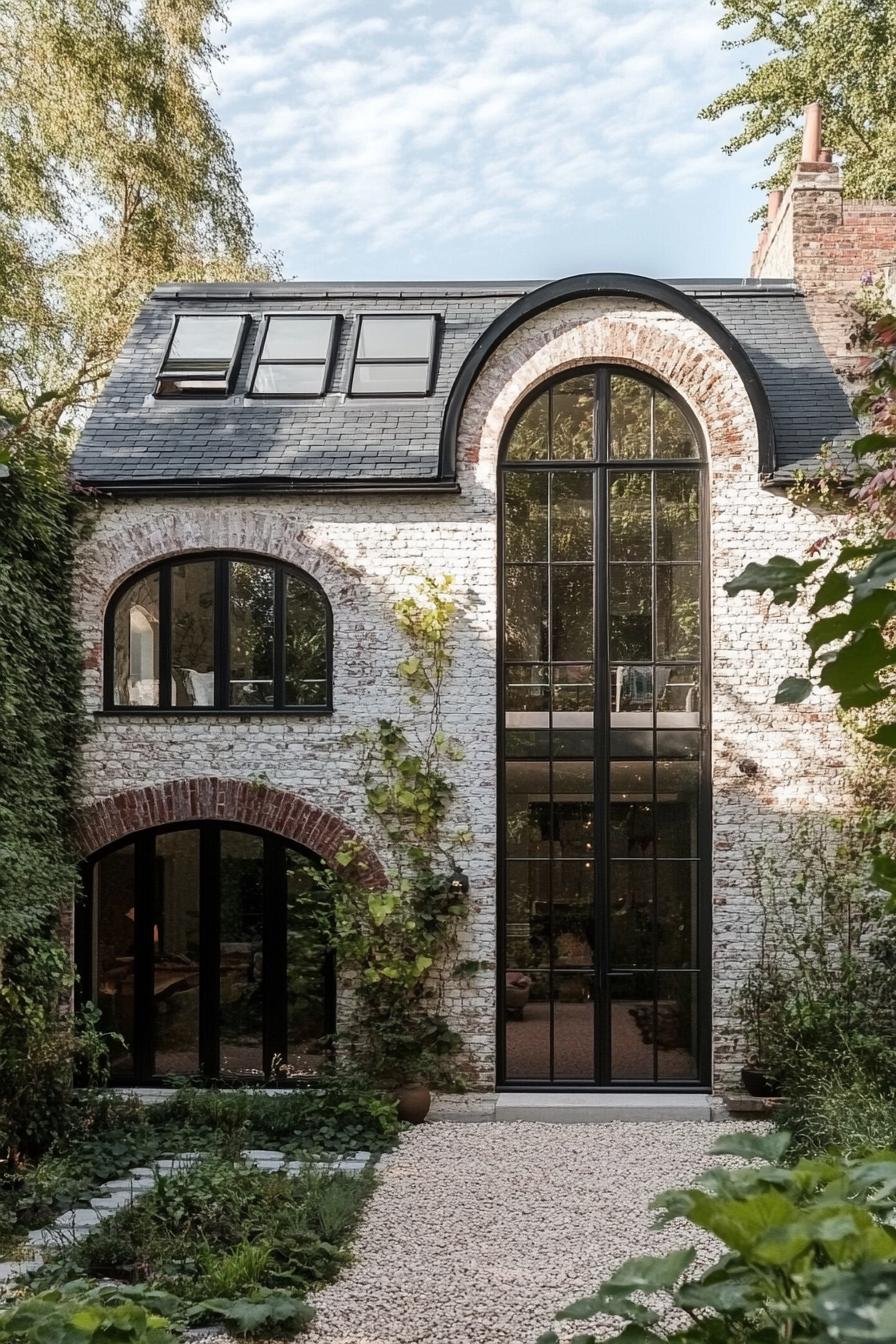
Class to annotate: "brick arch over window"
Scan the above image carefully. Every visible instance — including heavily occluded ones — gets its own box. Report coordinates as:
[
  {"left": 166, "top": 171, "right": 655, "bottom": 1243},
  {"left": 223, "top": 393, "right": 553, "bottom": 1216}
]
[
  {"left": 456, "top": 296, "right": 760, "bottom": 482},
  {"left": 73, "top": 777, "right": 387, "bottom": 888}
]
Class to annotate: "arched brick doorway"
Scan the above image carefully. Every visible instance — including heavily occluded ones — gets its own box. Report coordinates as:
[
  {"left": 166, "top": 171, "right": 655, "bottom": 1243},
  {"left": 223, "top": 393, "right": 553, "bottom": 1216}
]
[{"left": 73, "top": 779, "right": 384, "bottom": 1084}]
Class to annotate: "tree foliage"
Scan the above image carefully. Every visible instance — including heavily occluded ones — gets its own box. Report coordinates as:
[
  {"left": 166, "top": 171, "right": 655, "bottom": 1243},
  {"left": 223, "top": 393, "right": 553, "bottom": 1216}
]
[
  {"left": 702, "top": 0, "right": 896, "bottom": 205},
  {"left": 0, "top": 0, "right": 273, "bottom": 435}
]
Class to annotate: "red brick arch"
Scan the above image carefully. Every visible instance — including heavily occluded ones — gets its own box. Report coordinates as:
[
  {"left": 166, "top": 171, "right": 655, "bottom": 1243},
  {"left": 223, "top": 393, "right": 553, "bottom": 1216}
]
[{"left": 73, "top": 777, "right": 386, "bottom": 888}]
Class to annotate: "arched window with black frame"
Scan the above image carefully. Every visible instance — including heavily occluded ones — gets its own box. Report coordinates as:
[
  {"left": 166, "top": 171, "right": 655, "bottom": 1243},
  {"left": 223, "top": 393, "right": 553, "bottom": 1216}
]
[
  {"left": 75, "top": 823, "right": 335, "bottom": 1084},
  {"left": 499, "top": 366, "right": 710, "bottom": 1088},
  {"left": 104, "top": 553, "right": 332, "bottom": 712}
]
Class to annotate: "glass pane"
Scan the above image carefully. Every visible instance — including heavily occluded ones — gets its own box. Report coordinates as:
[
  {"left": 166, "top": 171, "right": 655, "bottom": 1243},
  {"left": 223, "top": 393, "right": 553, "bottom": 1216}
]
[
  {"left": 553, "top": 974, "right": 594, "bottom": 1079},
  {"left": 656, "top": 472, "right": 699, "bottom": 560},
  {"left": 609, "top": 862, "right": 653, "bottom": 967},
  {"left": 504, "top": 472, "right": 548, "bottom": 562},
  {"left": 656, "top": 761, "right": 699, "bottom": 857},
  {"left": 262, "top": 316, "right": 333, "bottom": 361},
  {"left": 609, "top": 565, "right": 652, "bottom": 661},
  {"left": 153, "top": 830, "right": 200, "bottom": 1078},
  {"left": 285, "top": 575, "right": 327, "bottom": 706},
  {"left": 610, "top": 760, "right": 653, "bottom": 857},
  {"left": 551, "top": 376, "right": 594, "bottom": 460},
  {"left": 252, "top": 364, "right": 326, "bottom": 396},
  {"left": 113, "top": 572, "right": 159, "bottom": 706},
  {"left": 609, "top": 471, "right": 652, "bottom": 562},
  {"left": 610, "top": 375, "right": 651, "bottom": 459},
  {"left": 551, "top": 472, "right": 593, "bottom": 561},
  {"left": 656, "top": 665, "right": 699, "bottom": 722},
  {"left": 505, "top": 728, "right": 550, "bottom": 757},
  {"left": 505, "top": 969, "right": 549, "bottom": 1080},
  {"left": 655, "top": 730, "right": 700, "bottom": 759},
  {"left": 505, "top": 662, "right": 549, "bottom": 712},
  {"left": 553, "top": 760, "right": 594, "bottom": 858},
  {"left": 657, "top": 863, "right": 698, "bottom": 968},
  {"left": 553, "top": 862, "right": 594, "bottom": 965},
  {"left": 505, "top": 862, "right": 550, "bottom": 967},
  {"left": 356, "top": 316, "right": 432, "bottom": 359},
  {"left": 168, "top": 315, "right": 242, "bottom": 367},
  {"left": 506, "top": 761, "right": 550, "bottom": 858},
  {"left": 656, "top": 565, "right": 700, "bottom": 660},
  {"left": 552, "top": 662, "right": 593, "bottom": 712},
  {"left": 285, "top": 852, "right": 330, "bottom": 1076},
  {"left": 612, "top": 664, "right": 653, "bottom": 716},
  {"left": 506, "top": 395, "right": 549, "bottom": 461},
  {"left": 172, "top": 560, "right": 215, "bottom": 707},
  {"left": 93, "top": 845, "right": 137, "bottom": 1078},
  {"left": 505, "top": 566, "right": 548, "bottom": 662},
  {"left": 551, "top": 568, "right": 593, "bottom": 662},
  {"left": 611, "top": 972, "right": 655, "bottom": 1079},
  {"left": 229, "top": 562, "right": 275, "bottom": 706},
  {"left": 654, "top": 393, "right": 699, "bottom": 459},
  {"left": 350, "top": 362, "right": 429, "bottom": 395},
  {"left": 656, "top": 973, "right": 699, "bottom": 1078},
  {"left": 219, "top": 829, "right": 265, "bottom": 1078}
]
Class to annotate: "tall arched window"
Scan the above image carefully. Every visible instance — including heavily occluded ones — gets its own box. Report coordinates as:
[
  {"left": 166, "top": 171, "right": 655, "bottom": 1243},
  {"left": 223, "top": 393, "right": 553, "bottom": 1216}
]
[
  {"left": 105, "top": 554, "right": 332, "bottom": 712},
  {"left": 499, "top": 367, "right": 709, "bottom": 1087},
  {"left": 76, "top": 823, "right": 333, "bottom": 1084}
]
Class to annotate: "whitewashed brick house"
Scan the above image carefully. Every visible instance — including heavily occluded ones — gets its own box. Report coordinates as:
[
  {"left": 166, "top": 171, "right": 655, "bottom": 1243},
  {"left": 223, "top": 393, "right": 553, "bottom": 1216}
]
[{"left": 69, "top": 138, "right": 896, "bottom": 1097}]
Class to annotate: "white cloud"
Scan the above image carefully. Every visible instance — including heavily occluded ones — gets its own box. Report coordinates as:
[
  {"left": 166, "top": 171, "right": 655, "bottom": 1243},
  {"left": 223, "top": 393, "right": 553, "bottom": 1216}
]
[{"left": 209, "top": 0, "right": 769, "bottom": 277}]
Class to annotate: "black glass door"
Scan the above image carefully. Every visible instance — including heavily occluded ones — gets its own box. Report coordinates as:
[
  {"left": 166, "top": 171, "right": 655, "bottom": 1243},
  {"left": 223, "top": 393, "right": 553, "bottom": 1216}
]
[
  {"left": 499, "top": 367, "right": 709, "bottom": 1087},
  {"left": 77, "top": 822, "right": 333, "bottom": 1084}
]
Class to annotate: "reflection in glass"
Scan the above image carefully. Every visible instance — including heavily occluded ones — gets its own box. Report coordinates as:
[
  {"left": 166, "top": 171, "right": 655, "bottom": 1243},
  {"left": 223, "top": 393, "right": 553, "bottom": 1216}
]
[
  {"left": 113, "top": 573, "right": 159, "bottom": 706},
  {"left": 505, "top": 761, "right": 550, "bottom": 858},
  {"left": 506, "top": 397, "right": 548, "bottom": 461},
  {"left": 611, "top": 972, "right": 655, "bottom": 1079},
  {"left": 253, "top": 365, "right": 325, "bottom": 396},
  {"left": 551, "top": 376, "right": 594, "bottom": 459},
  {"left": 656, "top": 973, "right": 699, "bottom": 1078},
  {"left": 551, "top": 472, "right": 593, "bottom": 560},
  {"left": 505, "top": 862, "right": 550, "bottom": 968},
  {"left": 93, "top": 845, "right": 137, "bottom": 1077},
  {"left": 610, "top": 760, "right": 653, "bottom": 856},
  {"left": 656, "top": 565, "right": 700, "bottom": 660},
  {"left": 285, "top": 853, "right": 330, "bottom": 1075},
  {"left": 505, "top": 969, "right": 550, "bottom": 1079},
  {"left": 654, "top": 395, "right": 699, "bottom": 459},
  {"left": 609, "top": 471, "right": 651, "bottom": 561},
  {"left": 229, "top": 562, "right": 275, "bottom": 706},
  {"left": 219, "top": 830, "right": 265, "bottom": 1077},
  {"left": 609, "top": 566, "right": 652, "bottom": 661},
  {"left": 656, "top": 864, "right": 697, "bottom": 968},
  {"left": 504, "top": 566, "right": 548, "bottom": 662},
  {"left": 172, "top": 561, "right": 215, "bottom": 707},
  {"left": 656, "top": 472, "right": 699, "bottom": 560},
  {"left": 505, "top": 473, "right": 548, "bottom": 561},
  {"left": 609, "top": 375, "right": 651, "bottom": 458},
  {"left": 656, "top": 761, "right": 699, "bottom": 857},
  {"left": 552, "top": 761, "right": 594, "bottom": 857},
  {"left": 154, "top": 830, "right": 200, "bottom": 1076},
  {"left": 609, "top": 862, "right": 653, "bottom": 967},
  {"left": 552, "top": 568, "right": 593, "bottom": 662},
  {"left": 553, "top": 974, "right": 594, "bottom": 1079},
  {"left": 285, "top": 576, "right": 327, "bottom": 705}
]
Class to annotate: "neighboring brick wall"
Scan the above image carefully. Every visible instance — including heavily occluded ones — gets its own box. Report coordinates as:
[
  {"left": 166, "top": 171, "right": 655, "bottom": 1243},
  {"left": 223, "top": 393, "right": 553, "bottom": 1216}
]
[
  {"left": 74, "top": 295, "right": 851, "bottom": 1089},
  {"left": 754, "top": 167, "right": 896, "bottom": 379}
]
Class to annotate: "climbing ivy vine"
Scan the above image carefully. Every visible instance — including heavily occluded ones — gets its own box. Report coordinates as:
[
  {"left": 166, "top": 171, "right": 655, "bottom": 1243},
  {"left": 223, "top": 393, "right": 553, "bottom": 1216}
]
[{"left": 309, "top": 576, "right": 472, "bottom": 1088}]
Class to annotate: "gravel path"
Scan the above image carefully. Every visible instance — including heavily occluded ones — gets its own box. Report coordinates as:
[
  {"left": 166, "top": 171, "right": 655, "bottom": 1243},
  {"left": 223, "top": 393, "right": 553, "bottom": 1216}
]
[{"left": 306, "top": 1120, "right": 759, "bottom": 1344}]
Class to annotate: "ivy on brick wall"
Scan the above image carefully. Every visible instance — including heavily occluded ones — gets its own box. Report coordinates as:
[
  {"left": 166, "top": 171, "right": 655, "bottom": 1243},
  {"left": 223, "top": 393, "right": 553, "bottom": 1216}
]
[{"left": 0, "top": 434, "right": 89, "bottom": 1161}]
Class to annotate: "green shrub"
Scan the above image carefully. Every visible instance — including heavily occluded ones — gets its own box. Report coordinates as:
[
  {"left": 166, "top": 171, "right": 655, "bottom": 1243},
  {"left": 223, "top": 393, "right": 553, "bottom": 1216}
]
[
  {"left": 780, "top": 1056, "right": 896, "bottom": 1156},
  {"left": 0, "top": 1285, "right": 176, "bottom": 1344},
  {"left": 538, "top": 1131, "right": 896, "bottom": 1344}
]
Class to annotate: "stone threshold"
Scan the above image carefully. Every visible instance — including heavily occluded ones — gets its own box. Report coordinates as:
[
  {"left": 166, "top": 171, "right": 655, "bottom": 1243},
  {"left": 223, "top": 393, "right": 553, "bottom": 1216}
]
[{"left": 429, "top": 1092, "right": 728, "bottom": 1123}]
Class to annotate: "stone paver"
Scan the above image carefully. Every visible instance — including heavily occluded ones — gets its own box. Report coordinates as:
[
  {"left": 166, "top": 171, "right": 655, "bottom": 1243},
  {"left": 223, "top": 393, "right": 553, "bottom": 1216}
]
[{"left": 306, "top": 1121, "right": 761, "bottom": 1344}]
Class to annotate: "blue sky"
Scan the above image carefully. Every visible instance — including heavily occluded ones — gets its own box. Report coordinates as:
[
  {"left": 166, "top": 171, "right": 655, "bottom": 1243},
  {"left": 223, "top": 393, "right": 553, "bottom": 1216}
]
[{"left": 209, "top": 0, "right": 770, "bottom": 281}]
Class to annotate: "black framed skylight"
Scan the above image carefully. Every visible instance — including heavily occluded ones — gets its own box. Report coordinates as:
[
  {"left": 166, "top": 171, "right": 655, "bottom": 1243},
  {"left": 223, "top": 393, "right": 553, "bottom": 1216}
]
[
  {"left": 348, "top": 314, "right": 438, "bottom": 397},
  {"left": 154, "top": 313, "right": 249, "bottom": 398},
  {"left": 247, "top": 314, "right": 341, "bottom": 398}
]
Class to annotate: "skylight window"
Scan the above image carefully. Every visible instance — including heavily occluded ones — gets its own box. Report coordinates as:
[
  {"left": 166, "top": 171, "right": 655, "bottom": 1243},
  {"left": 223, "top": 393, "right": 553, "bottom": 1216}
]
[
  {"left": 247, "top": 314, "right": 339, "bottom": 397},
  {"left": 349, "top": 315, "right": 438, "bottom": 396},
  {"left": 155, "top": 314, "right": 249, "bottom": 398}
]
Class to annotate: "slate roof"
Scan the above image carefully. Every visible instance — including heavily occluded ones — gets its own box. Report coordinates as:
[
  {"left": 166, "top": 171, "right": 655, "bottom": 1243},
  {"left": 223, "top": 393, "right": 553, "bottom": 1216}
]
[{"left": 70, "top": 278, "right": 857, "bottom": 490}]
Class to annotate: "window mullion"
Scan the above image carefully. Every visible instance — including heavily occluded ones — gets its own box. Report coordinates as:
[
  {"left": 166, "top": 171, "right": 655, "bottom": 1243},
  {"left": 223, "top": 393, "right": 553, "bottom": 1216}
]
[
  {"left": 215, "top": 558, "right": 229, "bottom": 708},
  {"left": 274, "top": 566, "right": 286, "bottom": 710},
  {"left": 159, "top": 564, "right": 172, "bottom": 710}
]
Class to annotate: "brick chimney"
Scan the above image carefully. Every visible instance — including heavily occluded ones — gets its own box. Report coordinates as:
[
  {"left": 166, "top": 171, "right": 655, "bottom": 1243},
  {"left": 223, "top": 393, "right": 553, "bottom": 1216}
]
[{"left": 751, "top": 102, "right": 896, "bottom": 379}]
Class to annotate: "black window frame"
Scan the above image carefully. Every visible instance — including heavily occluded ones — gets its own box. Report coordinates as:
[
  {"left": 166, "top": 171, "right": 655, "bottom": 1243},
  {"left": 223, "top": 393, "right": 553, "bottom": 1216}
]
[
  {"left": 346, "top": 312, "right": 439, "bottom": 398},
  {"left": 496, "top": 364, "right": 712, "bottom": 1092},
  {"left": 74, "top": 820, "right": 336, "bottom": 1087},
  {"left": 245, "top": 313, "right": 342, "bottom": 399},
  {"left": 154, "top": 312, "right": 250, "bottom": 399},
  {"left": 103, "top": 551, "right": 333, "bottom": 715}
]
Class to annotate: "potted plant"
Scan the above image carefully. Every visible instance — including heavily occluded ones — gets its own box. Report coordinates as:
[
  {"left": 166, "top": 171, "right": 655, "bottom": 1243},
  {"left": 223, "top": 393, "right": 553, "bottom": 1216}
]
[
  {"left": 736, "top": 952, "right": 781, "bottom": 1098},
  {"left": 361, "top": 1013, "right": 461, "bottom": 1124}
]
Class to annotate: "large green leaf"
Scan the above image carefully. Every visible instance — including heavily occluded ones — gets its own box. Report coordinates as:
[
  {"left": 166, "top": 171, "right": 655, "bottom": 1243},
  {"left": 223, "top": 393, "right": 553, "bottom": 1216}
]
[
  {"left": 675, "top": 1277, "right": 759, "bottom": 1312},
  {"left": 850, "top": 432, "right": 896, "bottom": 460},
  {"left": 810, "top": 568, "right": 852, "bottom": 613},
  {"left": 724, "top": 555, "right": 825, "bottom": 604},
  {"left": 710, "top": 1130, "right": 792, "bottom": 1163},
  {"left": 814, "top": 1263, "right": 896, "bottom": 1340},
  {"left": 775, "top": 676, "right": 813, "bottom": 704},
  {"left": 819, "top": 629, "right": 896, "bottom": 694},
  {"left": 870, "top": 724, "right": 896, "bottom": 749},
  {"left": 851, "top": 545, "right": 896, "bottom": 600},
  {"left": 603, "top": 1248, "right": 696, "bottom": 1292}
]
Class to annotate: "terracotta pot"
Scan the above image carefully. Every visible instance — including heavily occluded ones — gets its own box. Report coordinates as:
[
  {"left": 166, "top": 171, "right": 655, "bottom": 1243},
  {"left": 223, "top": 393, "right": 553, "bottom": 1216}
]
[
  {"left": 741, "top": 1066, "right": 781, "bottom": 1098},
  {"left": 393, "top": 1081, "right": 431, "bottom": 1124}
]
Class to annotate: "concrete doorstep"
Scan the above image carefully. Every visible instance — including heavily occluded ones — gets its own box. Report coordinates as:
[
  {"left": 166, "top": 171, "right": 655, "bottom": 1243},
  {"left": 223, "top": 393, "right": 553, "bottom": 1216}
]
[{"left": 429, "top": 1092, "right": 715, "bottom": 1123}]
